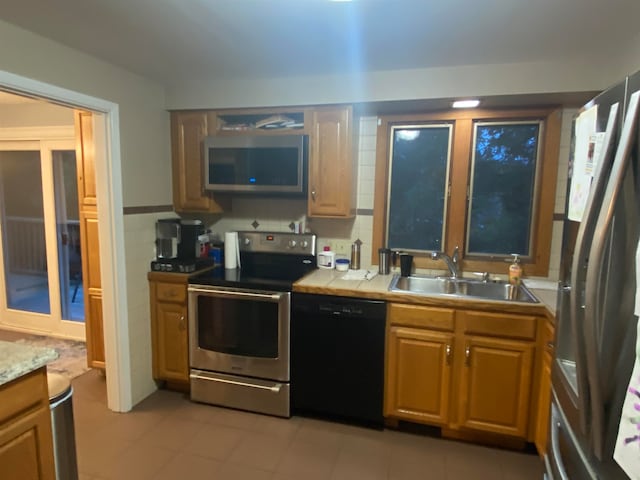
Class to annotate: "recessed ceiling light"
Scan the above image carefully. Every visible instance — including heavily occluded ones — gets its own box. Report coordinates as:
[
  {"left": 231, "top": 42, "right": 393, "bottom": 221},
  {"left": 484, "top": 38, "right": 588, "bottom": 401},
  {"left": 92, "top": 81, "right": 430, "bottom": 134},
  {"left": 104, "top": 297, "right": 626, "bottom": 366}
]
[{"left": 452, "top": 99, "right": 480, "bottom": 109}]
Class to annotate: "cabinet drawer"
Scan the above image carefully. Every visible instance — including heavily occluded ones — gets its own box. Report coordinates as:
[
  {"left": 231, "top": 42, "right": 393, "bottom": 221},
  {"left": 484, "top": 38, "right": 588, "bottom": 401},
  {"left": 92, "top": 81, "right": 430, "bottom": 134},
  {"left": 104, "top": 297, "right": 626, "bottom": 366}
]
[
  {"left": 461, "top": 310, "right": 537, "bottom": 340},
  {"left": 155, "top": 282, "right": 187, "bottom": 303},
  {"left": 0, "top": 368, "right": 48, "bottom": 424},
  {"left": 388, "top": 303, "right": 455, "bottom": 331}
]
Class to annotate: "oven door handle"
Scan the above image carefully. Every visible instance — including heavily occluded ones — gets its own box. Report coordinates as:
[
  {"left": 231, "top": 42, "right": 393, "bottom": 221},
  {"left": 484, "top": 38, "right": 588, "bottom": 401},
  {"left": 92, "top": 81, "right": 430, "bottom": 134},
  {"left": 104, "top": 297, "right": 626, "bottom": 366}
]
[
  {"left": 188, "top": 286, "right": 285, "bottom": 301},
  {"left": 190, "top": 371, "right": 283, "bottom": 393}
]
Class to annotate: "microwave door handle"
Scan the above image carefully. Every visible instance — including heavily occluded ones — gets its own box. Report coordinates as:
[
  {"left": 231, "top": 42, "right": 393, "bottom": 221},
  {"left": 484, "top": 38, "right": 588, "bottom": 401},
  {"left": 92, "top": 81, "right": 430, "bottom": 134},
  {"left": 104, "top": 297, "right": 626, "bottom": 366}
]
[
  {"left": 584, "top": 91, "right": 640, "bottom": 461},
  {"left": 188, "top": 286, "right": 284, "bottom": 302},
  {"left": 568, "top": 103, "right": 619, "bottom": 435}
]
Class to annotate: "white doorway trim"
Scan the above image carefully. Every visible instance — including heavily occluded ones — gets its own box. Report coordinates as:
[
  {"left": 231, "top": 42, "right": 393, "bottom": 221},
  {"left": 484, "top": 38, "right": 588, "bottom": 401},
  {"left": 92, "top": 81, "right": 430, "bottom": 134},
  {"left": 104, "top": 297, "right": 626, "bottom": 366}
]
[{"left": 0, "top": 69, "right": 132, "bottom": 412}]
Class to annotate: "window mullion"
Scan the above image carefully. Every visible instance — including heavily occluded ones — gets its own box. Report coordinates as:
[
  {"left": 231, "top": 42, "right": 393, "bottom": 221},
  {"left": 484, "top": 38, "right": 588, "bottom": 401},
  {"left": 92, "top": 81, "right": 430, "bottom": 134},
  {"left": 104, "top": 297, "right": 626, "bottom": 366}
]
[{"left": 445, "top": 118, "right": 472, "bottom": 259}]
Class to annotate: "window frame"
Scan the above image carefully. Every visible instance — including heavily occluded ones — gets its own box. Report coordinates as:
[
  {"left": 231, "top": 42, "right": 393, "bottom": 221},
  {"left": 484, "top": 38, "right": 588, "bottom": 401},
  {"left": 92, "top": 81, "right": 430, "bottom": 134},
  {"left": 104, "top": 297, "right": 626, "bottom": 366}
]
[
  {"left": 372, "top": 107, "right": 561, "bottom": 276},
  {"left": 386, "top": 122, "right": 454, "bottom": 253}
]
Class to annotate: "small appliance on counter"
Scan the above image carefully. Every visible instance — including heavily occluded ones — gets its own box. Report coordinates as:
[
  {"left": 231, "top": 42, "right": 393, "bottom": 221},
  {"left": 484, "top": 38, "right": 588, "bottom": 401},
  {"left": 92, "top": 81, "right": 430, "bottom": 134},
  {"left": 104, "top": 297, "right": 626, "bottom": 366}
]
[{"left": 151, "top": 218, "right": 212, "bottom": 273}]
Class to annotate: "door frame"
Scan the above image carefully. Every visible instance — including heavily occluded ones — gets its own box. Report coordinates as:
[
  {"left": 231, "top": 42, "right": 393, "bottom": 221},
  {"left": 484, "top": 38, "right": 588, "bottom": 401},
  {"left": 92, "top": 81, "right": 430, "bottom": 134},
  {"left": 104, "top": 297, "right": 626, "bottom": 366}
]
[{"left": 0, "top": 69, "right": 131, "bottom": 412}]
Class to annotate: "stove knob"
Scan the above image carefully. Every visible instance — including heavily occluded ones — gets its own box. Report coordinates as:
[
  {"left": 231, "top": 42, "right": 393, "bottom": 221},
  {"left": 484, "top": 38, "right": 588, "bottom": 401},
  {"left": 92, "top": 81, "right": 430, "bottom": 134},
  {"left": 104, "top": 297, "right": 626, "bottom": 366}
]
[
  {"left": 243, "top": 237, "right": 251, "bottom": 246},
  {"left": 288, "top": 239, "right": 297, "bottom": 248},
  {"left": 300, "top": 240, "right": 309, "bottom": 249}
]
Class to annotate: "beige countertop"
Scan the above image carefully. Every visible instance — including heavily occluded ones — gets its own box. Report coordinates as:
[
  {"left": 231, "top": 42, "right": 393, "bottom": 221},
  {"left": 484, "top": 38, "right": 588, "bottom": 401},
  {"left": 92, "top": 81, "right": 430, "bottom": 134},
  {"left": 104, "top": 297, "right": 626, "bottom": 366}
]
[{"left": 294, "top": 269, "right": 557, "bottom": 318}]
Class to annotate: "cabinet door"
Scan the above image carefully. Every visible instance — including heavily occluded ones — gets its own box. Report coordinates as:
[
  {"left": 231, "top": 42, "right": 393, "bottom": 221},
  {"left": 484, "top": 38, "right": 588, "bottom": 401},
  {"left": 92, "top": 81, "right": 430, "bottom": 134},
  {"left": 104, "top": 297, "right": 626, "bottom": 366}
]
[
  {"left": 534, "top": 350, "right": 552, "bottom": 455},
  {"left": 385, "top": 326, "right": 453, "bottom": 425},
  {"left": 0, "top": 408, "right": 56, "bottom": 480},
  {"left": 458, "top": 336, "right": 534, "bottom": 437},
  {"left": 0, "top": 369, "right": 55, "bottom": 480},
  {"left": 155, "top": 301, "right": 189, "bottom": 382},
  {"left": 308, "top": 106, "right": 353, "bottom": 217},
  {"left": 534, "top": 320, "right": 554, "bottom": 455},
  {"left": 75, "top": 111, "right": 105, "bottom": 369},
  {"left": 171, "top": 111, "right": 224, "bottom": 213}
]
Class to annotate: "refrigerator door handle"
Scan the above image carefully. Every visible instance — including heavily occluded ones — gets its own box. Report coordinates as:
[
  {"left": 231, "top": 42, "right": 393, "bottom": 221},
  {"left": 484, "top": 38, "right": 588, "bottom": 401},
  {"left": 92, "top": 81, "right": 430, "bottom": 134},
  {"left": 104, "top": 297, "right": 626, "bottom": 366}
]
[
  {"left": 584, "top": 90, "right": 640, "bottom": 460},
  {"left": 568, "top": 102, "right": 619, "bottom": 435}
]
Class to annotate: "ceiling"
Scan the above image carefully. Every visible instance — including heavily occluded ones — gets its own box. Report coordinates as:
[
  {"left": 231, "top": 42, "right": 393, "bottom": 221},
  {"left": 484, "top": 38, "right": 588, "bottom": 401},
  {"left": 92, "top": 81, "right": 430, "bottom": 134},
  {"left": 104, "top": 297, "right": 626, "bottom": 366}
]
[{"left": 1, "top": 0, "right": 639, "bottom": 89}]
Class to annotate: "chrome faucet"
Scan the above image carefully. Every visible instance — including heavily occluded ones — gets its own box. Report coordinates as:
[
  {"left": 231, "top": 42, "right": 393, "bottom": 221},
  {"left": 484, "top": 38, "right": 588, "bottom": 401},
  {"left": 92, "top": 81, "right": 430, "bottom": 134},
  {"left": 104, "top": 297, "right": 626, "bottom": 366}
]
[{"left": 431, "top": 246, "right": 460, "bottom": 278}]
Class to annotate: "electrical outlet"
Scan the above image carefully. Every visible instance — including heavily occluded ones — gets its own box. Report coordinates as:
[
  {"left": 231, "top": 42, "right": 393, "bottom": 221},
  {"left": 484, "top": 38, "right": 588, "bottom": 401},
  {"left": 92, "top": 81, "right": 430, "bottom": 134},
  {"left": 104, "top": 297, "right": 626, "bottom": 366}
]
[{"left": 334, "top": 241, "right": 349, "bottom": 255}]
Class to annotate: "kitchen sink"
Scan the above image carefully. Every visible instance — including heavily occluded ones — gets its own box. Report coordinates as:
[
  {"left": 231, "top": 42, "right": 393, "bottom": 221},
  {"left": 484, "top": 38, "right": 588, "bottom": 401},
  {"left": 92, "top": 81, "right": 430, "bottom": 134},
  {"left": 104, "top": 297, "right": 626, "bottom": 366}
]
[{"left": 388, "top": 274, "right": 539, "bottom": 303}]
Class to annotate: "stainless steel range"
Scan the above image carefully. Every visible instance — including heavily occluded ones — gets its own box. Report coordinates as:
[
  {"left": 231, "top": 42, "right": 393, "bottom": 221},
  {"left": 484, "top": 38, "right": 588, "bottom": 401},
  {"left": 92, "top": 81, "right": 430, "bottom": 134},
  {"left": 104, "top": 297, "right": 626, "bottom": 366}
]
[{"left": 187, "top": 231, "right": 316, "bottom": 417}]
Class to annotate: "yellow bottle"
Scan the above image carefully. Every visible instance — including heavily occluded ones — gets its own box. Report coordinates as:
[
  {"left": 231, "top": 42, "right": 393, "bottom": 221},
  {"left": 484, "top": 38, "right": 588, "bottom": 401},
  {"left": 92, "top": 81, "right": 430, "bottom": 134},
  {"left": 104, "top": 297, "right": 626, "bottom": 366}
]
[{"left": 509, "top": 254, "right": 522, "bottom": 285}]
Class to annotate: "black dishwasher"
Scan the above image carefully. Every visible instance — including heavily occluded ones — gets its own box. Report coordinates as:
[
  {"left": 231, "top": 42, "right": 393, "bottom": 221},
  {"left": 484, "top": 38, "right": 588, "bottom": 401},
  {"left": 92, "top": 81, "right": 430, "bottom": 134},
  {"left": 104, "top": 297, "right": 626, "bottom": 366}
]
[{"left": 291, "top": 293, "right": 386, "bottom": 427}]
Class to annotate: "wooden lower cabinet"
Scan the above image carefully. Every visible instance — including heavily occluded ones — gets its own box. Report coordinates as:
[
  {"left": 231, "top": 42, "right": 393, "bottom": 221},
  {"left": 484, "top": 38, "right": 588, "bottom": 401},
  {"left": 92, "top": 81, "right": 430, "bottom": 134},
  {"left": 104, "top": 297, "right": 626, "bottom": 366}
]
[
  {"left": 0, "top": 368, "right": 55, "bottom": 480},
  {"left": 149, "top": 272, "right": 190, "bottom": 387},
  {"left": 385, "top": 326, "right": 453, "bottom": 425},
  {"left": 457, "top": 335, "right": 534, "bottom": 438},
  {"left": 534, "top": 319, "right": 555, "bottom": 455},
  {"left": 385, "top": 302, "right": 540, "bottom": 441}
]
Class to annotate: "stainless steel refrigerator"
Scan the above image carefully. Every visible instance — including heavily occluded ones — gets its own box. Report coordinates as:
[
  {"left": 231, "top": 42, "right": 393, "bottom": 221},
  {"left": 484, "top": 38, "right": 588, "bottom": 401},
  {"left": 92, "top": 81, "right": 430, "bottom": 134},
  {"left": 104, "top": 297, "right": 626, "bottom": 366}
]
[{"left": 546, "top": 71, "right": 640, "bottom": 478}]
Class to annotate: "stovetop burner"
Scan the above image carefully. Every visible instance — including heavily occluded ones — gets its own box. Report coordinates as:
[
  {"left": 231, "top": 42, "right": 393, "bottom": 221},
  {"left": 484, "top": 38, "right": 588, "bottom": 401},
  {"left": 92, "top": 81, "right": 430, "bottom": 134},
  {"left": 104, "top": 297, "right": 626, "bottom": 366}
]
[{"left": 188, "top": 231, "right": 317, "bottom": 291}]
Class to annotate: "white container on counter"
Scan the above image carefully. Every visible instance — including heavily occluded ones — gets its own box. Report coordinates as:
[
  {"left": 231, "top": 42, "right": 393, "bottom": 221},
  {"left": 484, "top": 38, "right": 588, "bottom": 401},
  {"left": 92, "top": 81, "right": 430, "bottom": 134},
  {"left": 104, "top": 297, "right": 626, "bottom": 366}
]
[
  {"left": 335, "top": 258, "right": 350, "bottom": 271},
  {"left": 317, "top": 247, "right": 335, "bottom": 269}
]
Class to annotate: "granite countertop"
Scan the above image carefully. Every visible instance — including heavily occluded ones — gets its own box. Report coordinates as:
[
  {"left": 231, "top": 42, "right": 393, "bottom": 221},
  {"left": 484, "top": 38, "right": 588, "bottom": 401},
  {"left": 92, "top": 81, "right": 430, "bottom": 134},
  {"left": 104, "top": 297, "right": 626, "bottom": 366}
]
[
  {"left": 294, "top": 269, "right": 558, "bottom": 318},
  {"left": 0, "top": 340, "right": 58, "bottom": 387}
]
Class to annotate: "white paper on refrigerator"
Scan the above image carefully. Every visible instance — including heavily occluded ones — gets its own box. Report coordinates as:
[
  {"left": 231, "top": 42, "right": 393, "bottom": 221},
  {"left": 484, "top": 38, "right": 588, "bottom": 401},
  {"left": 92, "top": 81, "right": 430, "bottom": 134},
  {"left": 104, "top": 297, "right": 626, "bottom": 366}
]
[{"left": 568, "top": 106, "right": 598, "bottom": 221}]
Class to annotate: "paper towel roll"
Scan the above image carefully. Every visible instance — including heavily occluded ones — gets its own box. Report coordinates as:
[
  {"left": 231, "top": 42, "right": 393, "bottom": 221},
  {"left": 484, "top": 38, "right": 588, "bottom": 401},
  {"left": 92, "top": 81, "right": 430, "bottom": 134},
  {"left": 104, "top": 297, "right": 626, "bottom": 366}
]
[{"left": 224, "top": 232, "right": 239, "bottom": 269}]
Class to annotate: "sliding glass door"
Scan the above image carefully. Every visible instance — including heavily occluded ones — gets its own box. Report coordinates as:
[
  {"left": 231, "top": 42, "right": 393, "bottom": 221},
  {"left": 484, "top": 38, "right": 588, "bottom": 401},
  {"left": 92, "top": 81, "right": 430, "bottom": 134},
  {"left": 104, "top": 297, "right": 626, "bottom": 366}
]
[{"left": 0, "top": 139, "right": 85, "bottom": 339}]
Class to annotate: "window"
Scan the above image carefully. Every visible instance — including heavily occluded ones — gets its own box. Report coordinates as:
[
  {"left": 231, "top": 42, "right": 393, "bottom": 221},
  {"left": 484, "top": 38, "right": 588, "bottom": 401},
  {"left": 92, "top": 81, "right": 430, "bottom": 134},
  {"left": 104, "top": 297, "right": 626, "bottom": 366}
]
[
  {"left": 387, "top": 124, "right": 452, "bottom": 251},
  {"left": 467, "top": 121, "right": 541, "bottom": 257},
  {"left": 373, "top": 108, "right": 561, "bottom": 276}
]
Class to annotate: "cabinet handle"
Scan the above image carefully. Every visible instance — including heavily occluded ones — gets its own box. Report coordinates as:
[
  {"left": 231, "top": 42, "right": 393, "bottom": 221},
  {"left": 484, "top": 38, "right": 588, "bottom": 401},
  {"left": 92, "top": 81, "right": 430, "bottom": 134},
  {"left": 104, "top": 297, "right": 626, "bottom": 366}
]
[
  {"left": 179, "top": 315, "right": 186, "bottom": 331},
  {"left": 445, "top": 344, "right": 452, "bottom": 365},
  {"left": 465, "top": 345, "right": 471, "bottom": 366},
  {"left": 546, "top": 341, "right": 555, "bottom": 351},
  {"left": 311, "top": 190, "right": 316, "bottom": 201}
]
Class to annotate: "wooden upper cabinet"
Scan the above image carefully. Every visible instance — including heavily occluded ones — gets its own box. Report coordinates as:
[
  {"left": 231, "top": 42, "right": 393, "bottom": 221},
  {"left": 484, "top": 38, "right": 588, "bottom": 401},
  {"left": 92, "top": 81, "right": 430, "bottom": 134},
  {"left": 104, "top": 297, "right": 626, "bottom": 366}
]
[
  {"left": 170, "top": 111, "right": 225, "bottom": 213},
  {"left": 308, "top": 105, "right": 354, "bottom": 218},
  {"left": 457, "top": 335, "right": 534, "bottom": 438}
]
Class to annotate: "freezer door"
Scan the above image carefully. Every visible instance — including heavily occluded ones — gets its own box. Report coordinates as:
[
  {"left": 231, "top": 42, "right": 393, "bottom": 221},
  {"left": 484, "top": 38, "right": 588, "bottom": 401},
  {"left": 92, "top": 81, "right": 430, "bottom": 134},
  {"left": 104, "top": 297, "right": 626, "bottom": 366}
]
[
  {"left": 584, "top": 90, "right": 640, "bottom": 460},
  {"left": 547, "top": 400, "right": 597, "bottom": 480},
  {"left": 554, "top": 103, "right": 620, "bottom": 433}
]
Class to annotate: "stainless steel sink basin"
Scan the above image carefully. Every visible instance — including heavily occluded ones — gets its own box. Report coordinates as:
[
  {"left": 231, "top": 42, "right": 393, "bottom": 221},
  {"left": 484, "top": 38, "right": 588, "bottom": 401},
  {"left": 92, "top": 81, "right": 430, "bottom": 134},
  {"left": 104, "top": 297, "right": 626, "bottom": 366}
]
[{"left": 389, "top": 274, "right": 539, "bottom": 303}]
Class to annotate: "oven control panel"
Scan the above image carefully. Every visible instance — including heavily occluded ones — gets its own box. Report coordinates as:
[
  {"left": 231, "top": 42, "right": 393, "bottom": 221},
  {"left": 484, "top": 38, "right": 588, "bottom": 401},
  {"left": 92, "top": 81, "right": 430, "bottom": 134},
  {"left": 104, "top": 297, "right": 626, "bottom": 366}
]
[{"left": 237, "top": 231, "right": 316, "bottom": 255}]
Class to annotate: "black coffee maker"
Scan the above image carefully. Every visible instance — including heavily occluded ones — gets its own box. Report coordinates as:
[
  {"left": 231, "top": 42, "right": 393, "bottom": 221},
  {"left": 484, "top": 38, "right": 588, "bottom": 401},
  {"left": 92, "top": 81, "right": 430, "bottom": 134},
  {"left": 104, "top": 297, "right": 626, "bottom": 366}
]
[{"left": 152, "top": 219, "right": 207, "bottom": 272}]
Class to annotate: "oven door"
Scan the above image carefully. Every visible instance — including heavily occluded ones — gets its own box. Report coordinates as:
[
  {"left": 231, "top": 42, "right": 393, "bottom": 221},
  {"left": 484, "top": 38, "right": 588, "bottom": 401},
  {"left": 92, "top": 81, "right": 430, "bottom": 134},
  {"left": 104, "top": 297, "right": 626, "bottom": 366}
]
[{"left": 188, "top": 285, "right": 290, "bottom": 381}]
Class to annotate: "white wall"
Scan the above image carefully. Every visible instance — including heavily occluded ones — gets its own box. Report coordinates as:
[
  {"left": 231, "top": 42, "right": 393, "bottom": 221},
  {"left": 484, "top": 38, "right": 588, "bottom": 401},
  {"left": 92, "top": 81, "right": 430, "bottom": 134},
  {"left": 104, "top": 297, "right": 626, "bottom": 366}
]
[
  {"left": 167, "top": 57, "right": 615, "bottom": 110},
  {"left": 0, "top": 19, "right": 169, "bottom": 406}
]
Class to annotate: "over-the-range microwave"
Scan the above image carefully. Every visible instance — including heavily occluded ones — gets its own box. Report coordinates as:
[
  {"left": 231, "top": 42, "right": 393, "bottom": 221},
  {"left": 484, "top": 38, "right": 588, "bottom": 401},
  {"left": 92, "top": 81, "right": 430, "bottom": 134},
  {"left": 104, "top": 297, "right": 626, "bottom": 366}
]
[{"left": 203, "top": 134, "right": 308, "bottom": 195}]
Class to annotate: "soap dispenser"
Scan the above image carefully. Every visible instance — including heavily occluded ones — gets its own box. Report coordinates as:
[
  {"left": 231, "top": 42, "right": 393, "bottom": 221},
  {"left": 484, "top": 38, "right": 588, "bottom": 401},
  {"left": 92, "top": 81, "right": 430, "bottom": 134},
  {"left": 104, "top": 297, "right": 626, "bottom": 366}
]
[{"left": 508, "top": 254, "right": 522, "bottom": 285}]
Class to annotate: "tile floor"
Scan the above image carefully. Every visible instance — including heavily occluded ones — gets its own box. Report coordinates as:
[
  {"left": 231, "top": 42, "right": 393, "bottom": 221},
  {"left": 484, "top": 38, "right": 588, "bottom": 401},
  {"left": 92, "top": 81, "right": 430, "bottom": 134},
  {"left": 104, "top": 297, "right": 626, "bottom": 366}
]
[{"left": 72, "top": 371, "right": 544, "bottom": 480}]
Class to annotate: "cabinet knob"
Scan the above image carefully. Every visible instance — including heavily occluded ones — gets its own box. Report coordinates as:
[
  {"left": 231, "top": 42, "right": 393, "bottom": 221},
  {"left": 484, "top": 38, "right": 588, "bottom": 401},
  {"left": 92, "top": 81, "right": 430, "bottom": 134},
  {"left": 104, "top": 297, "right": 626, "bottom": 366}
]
[
  {"left": 179, "top": 315, "right": 186, "bottom": 331},
  {"left": 445, "top": 344, "right": 452, "bottom": 365},
  {"left": 311, "top": 190, "right": 316, "bottom": 201},
  {"left": 465, "top": 346, "right": 471, "bottom": 366}
]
